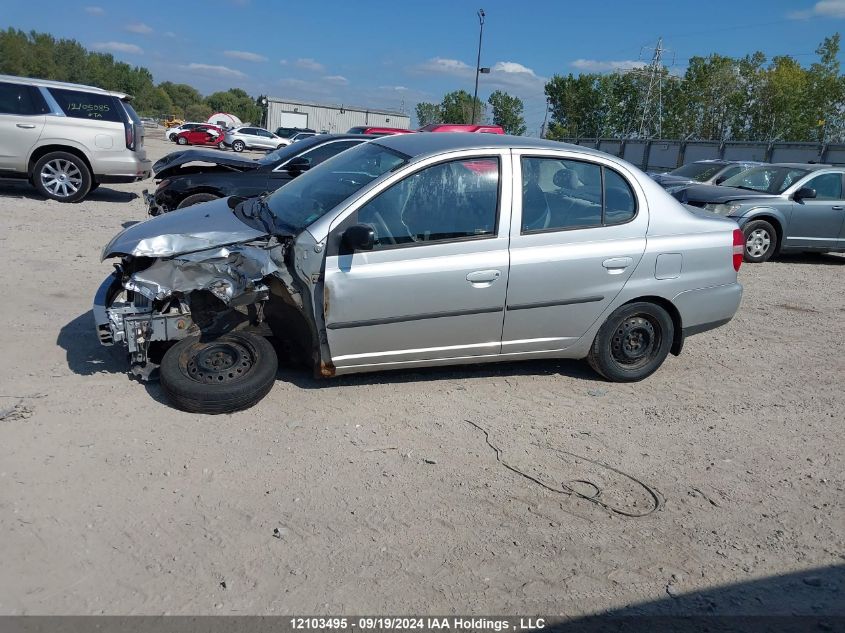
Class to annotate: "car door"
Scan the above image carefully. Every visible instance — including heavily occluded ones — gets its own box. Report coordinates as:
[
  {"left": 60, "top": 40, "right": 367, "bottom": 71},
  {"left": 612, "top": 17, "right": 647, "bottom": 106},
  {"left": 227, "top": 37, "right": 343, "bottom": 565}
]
[
  {"left": 501, "top": 150, "right": 647, "bottom": 354},
  {"left": 785, "top": 171, "right": 845, "bottom": 249},
  {"left": 322, "top": 151, "right": 512, "bottom": 370},
  {"left": 0, "top": 82, "right": 46, "bottom": 174}
]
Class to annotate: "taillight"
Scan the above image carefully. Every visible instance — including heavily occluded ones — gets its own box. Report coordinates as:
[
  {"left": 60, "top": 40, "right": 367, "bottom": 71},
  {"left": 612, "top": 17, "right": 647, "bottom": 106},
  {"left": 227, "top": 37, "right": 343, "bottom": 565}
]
[
  {"left": 125, "top": 123, "right": 136, "bottom": 150},
  {"left": 732, "top": 228, "right": 744, "bottom": 271}
]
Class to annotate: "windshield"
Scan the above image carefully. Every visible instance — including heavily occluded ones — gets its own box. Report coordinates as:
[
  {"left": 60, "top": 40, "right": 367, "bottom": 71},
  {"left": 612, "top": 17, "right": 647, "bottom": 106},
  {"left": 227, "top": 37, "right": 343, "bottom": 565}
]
[
  {"left": 667, "top": 162, "right": 724, "bottom": 181},
  {"left": 721, "top": 166, "right": 810, "bottom": 194},
  {"left": 264, "top": 142, "right": 409, "bottom": 232}
]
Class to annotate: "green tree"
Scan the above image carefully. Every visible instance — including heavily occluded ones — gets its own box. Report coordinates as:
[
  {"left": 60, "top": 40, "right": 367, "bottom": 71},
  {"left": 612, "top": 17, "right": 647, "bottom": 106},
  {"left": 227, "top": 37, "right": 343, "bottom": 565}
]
[
  {"left": 440, "top": 90, "right": 485, "bottom": 124},
  {"left": 415, "top": 102, "right": 442, "bottom": 126},
  {"left": 487, "top": 90, "right": 526, "bottom": 135},
  {"left": 205, "top": 88, "right": 261, "bottom": 123},
  {"left": 185, "top": 102, "right": 212, "bottom": 122}
]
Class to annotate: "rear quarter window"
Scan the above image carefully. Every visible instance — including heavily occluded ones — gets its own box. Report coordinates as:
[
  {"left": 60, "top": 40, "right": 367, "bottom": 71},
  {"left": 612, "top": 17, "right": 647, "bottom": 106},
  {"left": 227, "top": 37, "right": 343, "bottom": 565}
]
[{"left": 47, "top": 88, "right": 123, "bottom": 122}]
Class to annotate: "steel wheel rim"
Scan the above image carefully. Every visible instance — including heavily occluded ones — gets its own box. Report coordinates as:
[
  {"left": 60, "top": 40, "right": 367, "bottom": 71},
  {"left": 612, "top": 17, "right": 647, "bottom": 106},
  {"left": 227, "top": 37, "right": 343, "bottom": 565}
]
[
  {"left": 611, "top": 315, "right": 660, "bottom": 369},
  {"left": 746, "top": 228, "right": 771, "bottom": 258},
  {"left": 40, "top": 159, "right": 82, "bottom": 197},
  {"left": 182, "top": 340, "right": 255, "bottom": 384}
]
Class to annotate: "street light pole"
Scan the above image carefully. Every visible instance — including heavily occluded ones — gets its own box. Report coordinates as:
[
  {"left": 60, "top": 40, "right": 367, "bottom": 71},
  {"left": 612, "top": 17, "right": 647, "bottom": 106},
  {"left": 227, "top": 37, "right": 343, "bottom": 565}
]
[{"left": 472, "top": 8, "right": 485, "bottom": 125}]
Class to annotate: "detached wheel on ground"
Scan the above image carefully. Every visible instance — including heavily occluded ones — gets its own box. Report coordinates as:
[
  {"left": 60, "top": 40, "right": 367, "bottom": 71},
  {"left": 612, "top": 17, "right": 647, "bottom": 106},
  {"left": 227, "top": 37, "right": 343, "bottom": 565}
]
[
  {"left": 742, "top": 219, "right": 777, "bottom": 263},
  {"left": 176, "top": 192, "right": 220, "bottom": 209},
  {"left": 159, "top": 331, "right": 278, "bottom": 414},
  {"left": 218, "top": 141, "right": 227, "bottom": 150},
  {"left": 232, "top": 140, "right": 245, "bottom": 152},
  {"left": 587, "top": 301, "right": 674, "bottom": 382},
  {"left": 32, "top": 151, "right": 91, "bottom": 202}
]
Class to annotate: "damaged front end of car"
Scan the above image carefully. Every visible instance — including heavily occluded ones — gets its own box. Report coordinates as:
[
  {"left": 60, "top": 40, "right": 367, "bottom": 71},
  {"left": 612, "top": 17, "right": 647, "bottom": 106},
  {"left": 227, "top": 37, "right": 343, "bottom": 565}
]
[{"left": 93, "top": 198, "right": 318, "bottom": 385}]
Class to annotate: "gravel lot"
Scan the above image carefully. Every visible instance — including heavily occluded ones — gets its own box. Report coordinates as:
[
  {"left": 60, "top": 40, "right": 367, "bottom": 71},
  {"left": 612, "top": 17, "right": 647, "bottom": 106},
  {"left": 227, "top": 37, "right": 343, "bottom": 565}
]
[{"left": 1, "top": 131, "right": 843, "bottom": 616}]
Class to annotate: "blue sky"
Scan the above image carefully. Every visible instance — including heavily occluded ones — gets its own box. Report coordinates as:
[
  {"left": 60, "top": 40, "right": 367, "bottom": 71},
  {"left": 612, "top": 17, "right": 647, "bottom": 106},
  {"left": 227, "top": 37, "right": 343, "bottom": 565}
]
[{"left": 4, "top": 0, "right": 845, "bottom": 133}]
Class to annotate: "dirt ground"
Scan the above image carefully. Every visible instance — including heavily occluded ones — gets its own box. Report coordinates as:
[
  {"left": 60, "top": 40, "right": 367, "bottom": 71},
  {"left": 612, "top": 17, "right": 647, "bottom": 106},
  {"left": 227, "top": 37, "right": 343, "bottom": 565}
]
[{"left": 0, "top": 131, "right": 843, "bottom": 616}]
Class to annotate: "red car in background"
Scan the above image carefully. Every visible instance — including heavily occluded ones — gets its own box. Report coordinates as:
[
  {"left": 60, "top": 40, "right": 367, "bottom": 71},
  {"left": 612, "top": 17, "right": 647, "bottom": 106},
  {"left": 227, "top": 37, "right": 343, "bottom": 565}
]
[
  {"left": 347, "top": 126, "right": 414, "bottom": 136},
  {"left": 174, "top": 124, "right": 226, "bottom": 149},
  {"left": 419, "top": 123, "right": 505, "bottom": 134}
]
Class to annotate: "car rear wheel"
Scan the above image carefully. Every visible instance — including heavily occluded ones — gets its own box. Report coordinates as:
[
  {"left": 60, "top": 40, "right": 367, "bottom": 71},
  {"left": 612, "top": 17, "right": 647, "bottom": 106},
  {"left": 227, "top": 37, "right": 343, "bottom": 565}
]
[
  {"left": 177, "top": 192, "right": 221, "bottom": 209},
  {"left": 177, "top": 136, "right": 188, "bottom": 145},
  {"left": 587, "top": 302, "right": 674, "bottom": 382},
  {"left": 159, "top": 332, "right": 278, "bottom": 414},
  {"left": 232, "top": 140, "right": 245, "bottom": 152},
  {"left": 32, "top": 152, "right": 91, "bottom": 203},
  {"left": 742, "top": 219, "right": 777, "bottom": 263}
]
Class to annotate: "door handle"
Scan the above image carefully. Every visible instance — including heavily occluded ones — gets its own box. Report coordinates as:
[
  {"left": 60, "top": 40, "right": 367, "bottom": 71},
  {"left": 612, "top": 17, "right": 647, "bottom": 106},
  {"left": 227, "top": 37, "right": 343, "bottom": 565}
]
[
  {"left": 466, "top": 269, "right": 501, "bottom": 285},
  {"left": 832, "top": 206, "right": 843, "bottom": 210},
  {"left": 602, "top": 257, "right": 633, "bottom": 272},
  {"left": 16, "top": 123, "right": 36, "bottom": 129}
]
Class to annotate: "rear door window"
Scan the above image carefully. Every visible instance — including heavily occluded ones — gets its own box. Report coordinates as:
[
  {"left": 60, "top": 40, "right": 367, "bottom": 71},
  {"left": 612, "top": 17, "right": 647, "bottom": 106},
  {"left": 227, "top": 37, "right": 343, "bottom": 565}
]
[
  {"left": 47, "top": 88, "right": 122, "bottom": 122},
  {"left": 0, "top": 82, "right": 43, "bottom": 115}
]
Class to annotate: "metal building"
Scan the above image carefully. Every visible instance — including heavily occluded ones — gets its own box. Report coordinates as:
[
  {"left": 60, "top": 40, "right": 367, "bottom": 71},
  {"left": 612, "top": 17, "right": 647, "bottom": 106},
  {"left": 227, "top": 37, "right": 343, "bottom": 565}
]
[{"left": 266, "top": 97, "right": 410, "bottom": 134}]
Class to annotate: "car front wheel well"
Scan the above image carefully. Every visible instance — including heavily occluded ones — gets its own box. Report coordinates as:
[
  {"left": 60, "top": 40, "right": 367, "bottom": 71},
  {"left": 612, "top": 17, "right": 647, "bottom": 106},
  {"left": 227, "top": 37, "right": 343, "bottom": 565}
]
[
  {"left": 620, "top": 295, "right": 683, "bottom": 356},
  {"left": 743, "top": 214, "right": 783, "bottom": 253}
]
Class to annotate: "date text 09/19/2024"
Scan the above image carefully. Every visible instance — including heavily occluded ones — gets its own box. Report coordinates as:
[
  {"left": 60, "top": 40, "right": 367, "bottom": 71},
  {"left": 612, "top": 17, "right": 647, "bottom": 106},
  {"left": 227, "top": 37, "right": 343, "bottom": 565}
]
[{"left": 289, "top": 618, "right": 547, "bottom": 631}]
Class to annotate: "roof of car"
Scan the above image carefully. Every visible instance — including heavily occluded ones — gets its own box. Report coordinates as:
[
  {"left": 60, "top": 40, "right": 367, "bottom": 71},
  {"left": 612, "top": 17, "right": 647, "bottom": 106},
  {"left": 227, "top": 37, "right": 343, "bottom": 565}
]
[
  {"left": 768, "top": 162, "right": 832, "bottom": 170},
  {"left": 374, "top": 132, "right": 599, "bottom": 160},
  {"left": 0, "top": 74, "right": 130, "bottom": 99}
]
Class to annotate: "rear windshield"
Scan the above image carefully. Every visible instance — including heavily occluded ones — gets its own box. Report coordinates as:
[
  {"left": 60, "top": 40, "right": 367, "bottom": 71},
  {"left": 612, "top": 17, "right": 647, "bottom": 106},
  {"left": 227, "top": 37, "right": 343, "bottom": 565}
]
[
  {"left": 667, "top": 162, "right": 724, "bottom": 181},
  {"left": 47, "top": 87, "right": 123, "bottom": 122}
]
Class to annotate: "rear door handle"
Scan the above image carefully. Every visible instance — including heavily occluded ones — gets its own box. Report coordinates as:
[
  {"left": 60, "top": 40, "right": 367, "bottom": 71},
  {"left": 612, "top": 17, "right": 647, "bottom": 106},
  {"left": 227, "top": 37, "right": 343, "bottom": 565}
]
[
  {"left": 466, "top": 269, "right": 501, "bottom": 285},
  {"left": 832, "top": 206, "right": 843, "bottom": 210},
  {"left": 602, "top": 257, "right": 633, "bottom": 273},
  {"left": 16, "top": 123, "right": 36, "bottom": 129}
]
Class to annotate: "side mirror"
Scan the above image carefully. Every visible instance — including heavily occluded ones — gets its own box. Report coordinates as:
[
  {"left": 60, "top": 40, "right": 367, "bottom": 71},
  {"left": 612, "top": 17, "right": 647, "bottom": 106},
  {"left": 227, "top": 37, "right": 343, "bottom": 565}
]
[
  {"left": 286, "top": 157, "right": 311, "bottom": 173},
  {"left": 342, "top": 224, "right": 375, "bottom": 251},
  {"left": 794, "top": 187, "right": 817, "bottom": 201},
  {"left": 714, "top": 176, "right": 727, "bottom": 185}
]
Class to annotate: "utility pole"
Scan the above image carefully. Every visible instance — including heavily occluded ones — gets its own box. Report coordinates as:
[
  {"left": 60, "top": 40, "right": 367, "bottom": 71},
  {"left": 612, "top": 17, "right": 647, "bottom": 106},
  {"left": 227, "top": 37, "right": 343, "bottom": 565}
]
[
  {"left": 634, "top": 37, "right": 673, "bottom": 139},
  {"left": 540, "top": 97, "right": 550, "bottom": 138},
  {"left": 472, "top": 8, "right": 487, "bottom": 125}
]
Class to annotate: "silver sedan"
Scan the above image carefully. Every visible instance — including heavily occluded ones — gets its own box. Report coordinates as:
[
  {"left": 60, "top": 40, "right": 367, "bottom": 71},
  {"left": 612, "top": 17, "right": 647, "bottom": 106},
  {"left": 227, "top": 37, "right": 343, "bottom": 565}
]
[{"left": 95, "top": 134, "right": 744, "bottom": 413}]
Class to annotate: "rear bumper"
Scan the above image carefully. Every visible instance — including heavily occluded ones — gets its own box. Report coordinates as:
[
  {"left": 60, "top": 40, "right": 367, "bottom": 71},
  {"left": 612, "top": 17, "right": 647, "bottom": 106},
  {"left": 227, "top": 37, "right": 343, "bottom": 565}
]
[
  {"left": 674, "top": 282, "right": 743, "bottom": 333},
  {"left": 93, "top": 156, "right": 152, "bottom": 183}
]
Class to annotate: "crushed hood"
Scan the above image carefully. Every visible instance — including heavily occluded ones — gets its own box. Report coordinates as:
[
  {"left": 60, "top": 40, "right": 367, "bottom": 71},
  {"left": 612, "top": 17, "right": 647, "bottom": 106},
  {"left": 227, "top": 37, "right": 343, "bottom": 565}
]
[
  {"left": 102, "top": 197, "right": 268, "bottom": 260},
  {"left": 152, "top": 149, "right": 260, "bottom": 176},
  {"left": 673, "top": 184, "right": 780, "bottom": 205}
]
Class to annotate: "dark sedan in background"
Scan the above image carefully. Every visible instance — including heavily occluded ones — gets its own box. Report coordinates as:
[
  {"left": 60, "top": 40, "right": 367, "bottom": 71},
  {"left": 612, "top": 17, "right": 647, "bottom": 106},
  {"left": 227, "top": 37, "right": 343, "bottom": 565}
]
[
  {"left": 673, "top": 163, "right": 845, "bottom": 262},
  {"left": 144, "top": 134, "right": 372, "bottom": 214},
  {"left": 650, "top": 159, "right": 763, "bottom": 193}
]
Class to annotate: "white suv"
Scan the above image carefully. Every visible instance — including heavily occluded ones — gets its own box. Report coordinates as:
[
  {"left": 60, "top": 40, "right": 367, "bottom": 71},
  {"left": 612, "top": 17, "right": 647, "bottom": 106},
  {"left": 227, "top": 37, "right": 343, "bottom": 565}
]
[{"left": 0, "top": 74, "right": 152, "bottom": 202}]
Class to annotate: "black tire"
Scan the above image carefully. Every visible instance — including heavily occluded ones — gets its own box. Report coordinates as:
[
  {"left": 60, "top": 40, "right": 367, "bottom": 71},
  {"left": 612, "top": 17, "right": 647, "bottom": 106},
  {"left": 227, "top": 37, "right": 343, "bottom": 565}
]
[
  {"left": 277, "top": 144, "right": 286, "bottom": 150},
  {"left": 177, "top": 136, "right": 188, "bottom": 145},
  {"left": 89, "top": 182, "right": 100, "bottom": 192},
  {"left": 176, "top": 192, "right": 220, "bottom": 209},
  {"left": 742, "top": 219, "right": 777, "bottom": 263},
  {"left": 232, "top": 140, "right": 245, "bottom": 152},
  {"left": 169, "top": 133, "right": 177, "bottom": 141},
  {"left": 32, "top": 151, "right": 91, "bottom": 202},
  {"left": 159, "top": 332, "right": 278, "bottom": 414},
  {"left": 587, "top": 302, "right": 674, "bottom": 382}
]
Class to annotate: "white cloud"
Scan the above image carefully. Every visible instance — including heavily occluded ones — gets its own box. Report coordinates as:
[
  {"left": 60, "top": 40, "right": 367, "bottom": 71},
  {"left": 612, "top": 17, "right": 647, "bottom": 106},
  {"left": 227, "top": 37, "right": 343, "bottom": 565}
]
[
  {"left": 93, "top": 41, "right": 143, "bottom": 55},
  {"left": 414, "top": 57, "right": 474, "bottom": 77},
  {"left": 84, "top": 5, "right": 104, "bottom": 15},
  {"left": 379, "top": 85, "right": 409, "bottom": 92},
  {"left": 571, "top": 59, "right": 647, "bottom": 72},
  {"left": 224, "top": 50, "right": 267, "bottom": 63},
  {"left": 323, "top": 75, "right": 349, "bottom": 86},
  {"left": 184, "top": 63, "right": 246, "bottom": 78},
  {"left": 125, "top": 22, "right": 153, "bottom": 35},
  {"left": 294, "top": 58, "right": 325, "bottom": 72},
  {"left": 789, "top": 0, "right": 845, "bottom": 18},
  {"left": 164, "top": 31, "right": 176, "bottom": 38}
]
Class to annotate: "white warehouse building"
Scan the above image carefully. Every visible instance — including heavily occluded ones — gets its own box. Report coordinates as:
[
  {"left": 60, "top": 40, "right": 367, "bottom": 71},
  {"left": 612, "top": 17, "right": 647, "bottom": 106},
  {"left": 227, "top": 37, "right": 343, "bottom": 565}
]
[{"left": 266, "top": 97, "right": 410, "bottom": 134}]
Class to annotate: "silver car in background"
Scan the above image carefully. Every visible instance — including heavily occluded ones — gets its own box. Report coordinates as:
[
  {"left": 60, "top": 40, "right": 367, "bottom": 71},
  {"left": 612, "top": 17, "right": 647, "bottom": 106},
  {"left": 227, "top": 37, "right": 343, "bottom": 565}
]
[
  {"left": 94, "top": 134, "right": 743, "bottom": 413},
  {"left": 223, "top": 126, "right": 290, "bottom": 152}
]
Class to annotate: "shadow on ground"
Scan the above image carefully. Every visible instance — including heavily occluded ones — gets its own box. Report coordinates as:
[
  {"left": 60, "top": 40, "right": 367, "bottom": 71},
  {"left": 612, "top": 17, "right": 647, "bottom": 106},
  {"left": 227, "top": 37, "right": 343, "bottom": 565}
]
[
  {"left": 544, "top": 564, "right": 844, "bottom": 632},
  {"left": 59, "top": 311, "right": 600, "bottom": 389},
  {"left": 0, "top": 179, "right": 137, "bottom": 203},
  {"left": 773, "top": 251, "right": 845, "bottom": 266}
]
